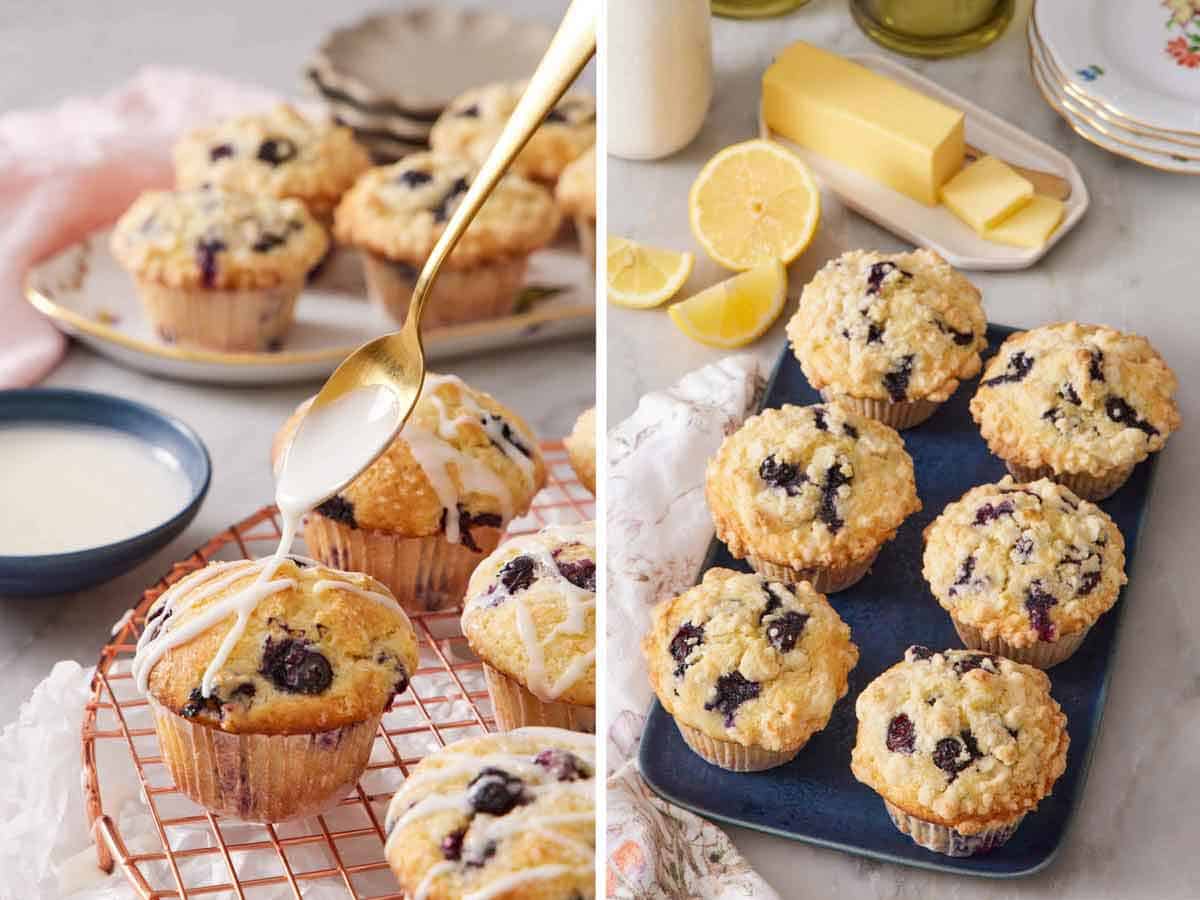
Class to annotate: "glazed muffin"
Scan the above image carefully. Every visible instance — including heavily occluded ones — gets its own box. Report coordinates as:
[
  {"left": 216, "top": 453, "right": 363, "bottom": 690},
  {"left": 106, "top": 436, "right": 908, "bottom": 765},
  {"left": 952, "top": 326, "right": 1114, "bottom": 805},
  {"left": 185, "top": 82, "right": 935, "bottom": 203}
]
[
  {"left": 705, "top": 403, "right": 921, "bottom": 592},
  {"left": 564, "top": 406, "right": 596, "bottom": 494},
  {"left": 555, "top": 146, "right": 596, "bottom": 261},
  {"left": 643, "top": 567, "right": 858, "bottom": 771},
  {"left": 970, "top": 322, "right": 1180, "bottom": 500},
  {"left": 110, "top": 188, "right": 328, "bottom": 351},
  {"left": 173, "top": 103, "right": 371, "bottom": 225},
  {"left": 384, "top": 727, "right": 594, "bottom": 899},
  {"left": 924, "top": 477, "right": 1126, "bottom": 668},
  {"left": 132, "top": 557, "right": 418, "bottom": 822},
  {"left": 787, "top": 249, "right": 987, "bottom": 429},
  {"left": 272, "top": 374, "right": 546, "bottom": 612},
  {"left": 334, "top": 152, "right": 561, "bottom": 327},
  {"left": 851, "top": 646, "right": 1069, "bottom": 857},
  {"left": 462, "top": 523, "right": 596, "bottom": 733},
  {"left": 430, "top": 81, "right": 596, "bottom": 183}
]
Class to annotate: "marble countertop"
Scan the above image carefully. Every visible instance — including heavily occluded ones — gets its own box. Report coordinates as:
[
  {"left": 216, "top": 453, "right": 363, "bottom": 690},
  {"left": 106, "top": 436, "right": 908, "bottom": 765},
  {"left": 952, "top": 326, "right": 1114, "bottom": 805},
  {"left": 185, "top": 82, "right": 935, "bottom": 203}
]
[{"left": 608, "top": 2, "right": 1200, "bottom": 897}]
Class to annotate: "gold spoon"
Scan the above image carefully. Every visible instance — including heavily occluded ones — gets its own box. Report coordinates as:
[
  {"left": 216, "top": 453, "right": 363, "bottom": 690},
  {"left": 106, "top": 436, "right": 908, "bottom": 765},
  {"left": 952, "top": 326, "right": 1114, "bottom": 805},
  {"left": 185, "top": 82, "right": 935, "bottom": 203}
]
[{"left": 280, "top": 0, "right": 595, "bottom": 507}]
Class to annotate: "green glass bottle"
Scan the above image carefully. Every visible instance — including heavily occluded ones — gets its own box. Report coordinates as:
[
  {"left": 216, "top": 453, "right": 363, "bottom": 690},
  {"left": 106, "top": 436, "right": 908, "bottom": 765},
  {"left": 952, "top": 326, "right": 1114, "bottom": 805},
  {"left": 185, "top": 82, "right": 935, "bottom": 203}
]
[
  {"left": 850, "top": 0, "right": 1014, "bottom": 58},
  {"left": 712, "top": 0, "right": 810, "bottom": 19}
]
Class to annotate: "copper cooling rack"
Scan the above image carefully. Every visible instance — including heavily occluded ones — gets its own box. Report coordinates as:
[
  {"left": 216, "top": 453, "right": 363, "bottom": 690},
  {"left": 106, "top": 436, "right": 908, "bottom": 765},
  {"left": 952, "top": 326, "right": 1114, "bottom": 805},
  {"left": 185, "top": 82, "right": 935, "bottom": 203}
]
[{"left": 82, "top": 441, "right": 594, "bottom": 899}]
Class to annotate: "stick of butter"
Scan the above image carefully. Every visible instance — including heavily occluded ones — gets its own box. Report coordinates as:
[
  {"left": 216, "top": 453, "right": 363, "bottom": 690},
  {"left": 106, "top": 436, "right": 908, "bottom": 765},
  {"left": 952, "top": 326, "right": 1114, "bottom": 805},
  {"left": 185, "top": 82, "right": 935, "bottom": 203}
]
[
  {"left": 983, "top": 195, "right": 1066, "bottom": 248},
  {"left": 940, "top": 156, "right": 1034, "bottom": 232},
  {"left": 762, "top": 41, "right": 965, "bottom": 206}
]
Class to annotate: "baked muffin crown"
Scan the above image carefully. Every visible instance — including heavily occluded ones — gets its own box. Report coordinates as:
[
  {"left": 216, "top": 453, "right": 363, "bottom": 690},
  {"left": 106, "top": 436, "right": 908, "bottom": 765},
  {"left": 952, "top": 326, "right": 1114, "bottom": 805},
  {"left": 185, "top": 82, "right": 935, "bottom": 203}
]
[
  {"left": 461, "top": 523, "right": 597, "bottom": 707},
  {"left": 969, "top": 322, "right": 1181, "bottom": 476},
  {"left": 705, "top": 403, "right": 921, "bottom": 568},
  {"left": 643, "top": 567, "right": 858, "bottom": 753},
  {"left": 333, "top": 152, "right": 561, "bottom": 268},
  {"left": 430, "top": 81, "right": 595, "bottom": 182},
  {"left": 173, "top": 104, "right": 371, "bottom": 219},
  {"left": 110, "top": 188, "right": 329, "bottom": 291},
  {"left": 555, "top": 146, "right": 596, "bottom": 219},
  {"left": 923, "top": 477, "right": 1127, "bottom": 648},
  {"left": 787, "top": 249, "right": 987, "bottom": 404},
  {"left": 564, "top": 406, "right": 596, "bottom": 494},
  {"left": 851, "top": 646, "right": 1068, "bottom": 834},
  {"left": 136, "top": 558, "right": 418, "bottom": 735},
  {"left": 384, "top": 727, "right": 594, "bottom": 900}
]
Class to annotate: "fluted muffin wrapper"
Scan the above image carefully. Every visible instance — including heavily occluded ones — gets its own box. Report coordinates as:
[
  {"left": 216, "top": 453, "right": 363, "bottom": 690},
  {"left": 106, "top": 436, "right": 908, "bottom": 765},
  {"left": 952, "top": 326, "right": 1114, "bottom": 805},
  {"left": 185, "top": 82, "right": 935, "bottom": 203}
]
[
  {"left": 820, "top": 389, "right": 940, "bottom": 431},
  {"left": 1004, "top": 460, "right": 1133, "bottom": 502},
  {"left": 744, "top": 548, "right": 878, "bottom": 594},
  {"left": 360, "top": 251, "right": 527, "bottom": 328},
  {"left": 304, "top": 514, "right": 500, "bottom": 613},
  {"left": 952, "top": 617, "right": 1091, "bottom": 669},
  {"left": 482, "top": 663, "right": 595, "bottom": 734},
  {"left": 884, "top": 800, "right": 1025, "bottom": 857},
  {"left": 573, "top": 215, "right": 596, "bottom": 267},
  {"left": 132, "top": 275, "right": 302, "bottom": 352},
  {"left": 149, "top": 698, "right": 377, "bottom": 823},
  {"left": 674, "top": 721, "right": 800, "bottom": 772}
]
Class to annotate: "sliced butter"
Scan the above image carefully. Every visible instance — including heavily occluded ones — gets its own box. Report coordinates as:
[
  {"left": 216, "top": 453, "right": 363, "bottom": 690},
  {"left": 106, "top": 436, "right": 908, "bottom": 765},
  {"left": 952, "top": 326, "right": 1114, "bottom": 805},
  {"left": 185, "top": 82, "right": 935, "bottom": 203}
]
[
  {"left": 762, "top": 41, "right": 964, "bottom": 206},
  {"left": 983, "top": 195, "right": 1066, "bottom": 248},
  {"left": 940, "top": 156, "right": 1034, "bottom": 233}
]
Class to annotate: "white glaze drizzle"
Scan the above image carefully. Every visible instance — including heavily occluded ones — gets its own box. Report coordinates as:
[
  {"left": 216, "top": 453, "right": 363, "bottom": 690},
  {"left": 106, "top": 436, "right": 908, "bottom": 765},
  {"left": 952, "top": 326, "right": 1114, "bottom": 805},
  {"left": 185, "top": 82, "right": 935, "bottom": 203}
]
[
  {"left": 413, "top": 861, "right": 457, "bottom": 900},
  {"left": 462, "top": 865, "right": 576, "bottom": 900}
]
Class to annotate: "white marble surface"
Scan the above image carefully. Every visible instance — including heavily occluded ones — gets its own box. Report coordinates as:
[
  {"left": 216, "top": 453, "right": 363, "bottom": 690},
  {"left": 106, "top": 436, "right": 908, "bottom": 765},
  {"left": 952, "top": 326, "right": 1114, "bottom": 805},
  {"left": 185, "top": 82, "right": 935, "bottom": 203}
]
[{"left": 608, "top": 2, "right": 1200, "bottom": 897}]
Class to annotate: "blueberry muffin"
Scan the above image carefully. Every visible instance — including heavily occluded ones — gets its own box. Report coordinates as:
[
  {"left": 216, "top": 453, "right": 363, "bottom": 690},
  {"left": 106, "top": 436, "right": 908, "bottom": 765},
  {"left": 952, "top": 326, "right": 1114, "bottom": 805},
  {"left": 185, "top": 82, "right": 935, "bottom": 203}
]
[
  {"left": 555, "top": 146, "right": 596, "bottom": 261},
  {"left": 970, "top": 322, "right": 1180, "bottom": 500},
  {"left": 462, "top": 523, "right": 596, "bottom": 733},
  {"left": 272, "top": 375, "right": 545, "bottom": 613},
  {"left": 334, "top": 152, "right": 561, "bottom": 327},
  {"left": 787, "top": 249, "right": 987, "bottom": 429},
  {"left": 705, "top": 403, "right": 921, "bottom": 592},
  {"left": 564, "top": 406, "right": 596, "bottom": 494},
  {"left": 643, "top": 567, "right": 858, "bottom": 771},
  {"left": 430, "top": 81, "right": 596, "bottom": 184},
  {"left": 110, "top": 187, "right": 328, "bottom": 352},
  {"left": 384, "top": 727, "right": 594, "bottom": 900},
  {"left": 851, "top": 646, "right": 1069, "bottom": 857},
  {"left": 173, "top": 104, "right": 371, "bottom": 225},
  {"left": 132, "top": 557, "right": 418, "bottom": 822},
  {"left": 924, "top": 477, "right": 1126, "bottom": 668}
]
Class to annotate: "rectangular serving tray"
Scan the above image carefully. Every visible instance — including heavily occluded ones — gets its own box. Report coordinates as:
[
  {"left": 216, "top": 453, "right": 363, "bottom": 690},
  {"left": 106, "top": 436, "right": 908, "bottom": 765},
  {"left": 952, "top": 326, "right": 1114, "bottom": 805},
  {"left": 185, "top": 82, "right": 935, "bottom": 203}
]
[{"left": 639, "top": 325, "right": 1157, "bottom": 878}]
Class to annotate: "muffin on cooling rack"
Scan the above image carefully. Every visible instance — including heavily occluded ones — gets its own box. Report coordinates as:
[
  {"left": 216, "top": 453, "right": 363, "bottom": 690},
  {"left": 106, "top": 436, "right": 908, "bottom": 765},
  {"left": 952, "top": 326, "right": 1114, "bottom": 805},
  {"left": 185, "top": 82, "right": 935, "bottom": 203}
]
[
  {"left": 430, "top": 81, "right": 595, "bottom": 183},
  {"left": 334, "top": 152, "right": 560, "bottom": 328},
  {"left": 851, "top": 646, "right": 1069, "bottom": 857},
  {"left": 110, "top": 187, "right": 328, "bottom": 351},
  {"left": 461, "top": 523, "right": 596, "bottom": 733},
  {"left": 272, "top": 374, "right": 545, "bottom": 612},
  {"left": 384, "top": 727, "right": 594, "bottom": 899},
  {"left": 132, "top": 557, "right": 418, "bottom": 822},
  {"left": 564, "top": 406, "right": 596, "bottom": 494},
  {"left": 705, "top": 402, "right": 921, "bottom": 592},
  {"left": 924, "top": 477, "right": 1127, "bottom": 668},
  {"left": 173, "top": 103, "right": 371, "bottom": 225},
  {"left": 555, "top": 146, "right": 596, "bottom": 261},
  {"left": 970, "top": 322, "right": 1180, "bottom": 500},
  {"left": 643, "top": 567, "right": 858, "bottom": 771},
  {"left": 787, "top": 249, "right": 987, "bottom": 429}
]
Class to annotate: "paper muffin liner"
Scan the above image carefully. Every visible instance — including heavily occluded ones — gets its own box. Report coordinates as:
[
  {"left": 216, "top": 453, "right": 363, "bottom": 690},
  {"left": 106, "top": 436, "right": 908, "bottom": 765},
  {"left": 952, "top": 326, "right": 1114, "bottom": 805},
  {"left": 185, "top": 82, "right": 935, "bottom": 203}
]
[
  {"left": 884, "top": 800, "right": 1025, "bottom": 857},
  {"left": 674, "top": 721, "right": 799, "bottom": 772},
  {"left": 133, "top": 275, "right": 302, "bottom": 352},
  {"left": 952, "top": 617, "right": 1091, "bottom": 669},
  {"left": 744, "top": 548, "right": 879, "bottom": 594},
  {"left": 360, "top": 251, "right": 527, "bottom": 328},
  {"left": 482, "top": 664, "right": 595, "bottom": 734},
  {"left": 820, "top": 389, "right": 941, "bottom": 431},
  {"left": 573, "top": 215, "right": 596, "bottom": 267},
  {"left": 1004, "top": 460, "right": 1134, "bottom": 502},
  {"left": 149, "top": 698, "right": 377, "bottom": 823},
  {"left": 304, "top": 513, "right": 500, "bottom": 613}
]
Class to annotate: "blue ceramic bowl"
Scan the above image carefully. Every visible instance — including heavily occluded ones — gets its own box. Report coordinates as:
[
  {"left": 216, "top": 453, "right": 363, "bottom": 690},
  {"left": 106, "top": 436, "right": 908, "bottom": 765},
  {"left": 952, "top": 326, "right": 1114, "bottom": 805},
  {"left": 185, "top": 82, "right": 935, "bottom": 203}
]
[{"left": 0, "top": 389, "right": 211, "bottom": 596}]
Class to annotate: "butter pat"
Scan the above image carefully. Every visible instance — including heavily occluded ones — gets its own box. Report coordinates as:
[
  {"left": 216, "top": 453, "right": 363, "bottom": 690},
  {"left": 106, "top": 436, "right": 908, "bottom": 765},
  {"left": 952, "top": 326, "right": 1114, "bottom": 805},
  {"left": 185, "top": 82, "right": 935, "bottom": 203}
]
[
  {"left": 762, "top": 41, "right": 965, "bottom": 206},
  {"left": 940, "top": 156, "right": 1034, "bottom": 232},
  {"left": 984, "top": 195, "right": 1066, "bottom": 248}
]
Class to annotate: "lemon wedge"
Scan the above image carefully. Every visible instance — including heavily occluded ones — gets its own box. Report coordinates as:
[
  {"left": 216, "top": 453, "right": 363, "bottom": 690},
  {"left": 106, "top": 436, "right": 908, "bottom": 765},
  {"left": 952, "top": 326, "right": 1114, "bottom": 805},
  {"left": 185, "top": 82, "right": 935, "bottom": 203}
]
[
  {"left": 668, "top": 259, "right": 787, "bottom": 348},
  {"left": 688, "top": 139, "right": 820, "bottom": 271},
  {"left": 606, "top": 236, "right": 695, "bottom": 309}
]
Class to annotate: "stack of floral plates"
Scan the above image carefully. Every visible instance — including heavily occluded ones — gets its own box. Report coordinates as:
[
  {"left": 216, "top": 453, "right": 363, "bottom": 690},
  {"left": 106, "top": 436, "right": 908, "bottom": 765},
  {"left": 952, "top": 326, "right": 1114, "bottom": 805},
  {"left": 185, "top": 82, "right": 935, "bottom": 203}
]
[
  {"left": 1029, "top": 0, "right": 1200, "bottom": 174},
  {"left": 307, "top": 7, "right": 552, "bottom": 162}
]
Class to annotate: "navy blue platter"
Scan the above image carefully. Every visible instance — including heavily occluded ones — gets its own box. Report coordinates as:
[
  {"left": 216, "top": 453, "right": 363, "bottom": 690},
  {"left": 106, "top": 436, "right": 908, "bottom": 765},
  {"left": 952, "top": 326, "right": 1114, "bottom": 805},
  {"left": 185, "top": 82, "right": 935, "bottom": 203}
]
[{"left": 639, "top": 325, "right": 1157, "bottom": 878}]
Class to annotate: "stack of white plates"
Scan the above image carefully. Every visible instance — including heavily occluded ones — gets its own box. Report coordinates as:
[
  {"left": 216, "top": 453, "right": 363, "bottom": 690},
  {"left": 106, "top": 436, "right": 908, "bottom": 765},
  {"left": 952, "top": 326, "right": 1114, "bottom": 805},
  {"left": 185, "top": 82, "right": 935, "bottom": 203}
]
[{"left": 1029, "top": 0, "right": 1200, "bottom": 174}]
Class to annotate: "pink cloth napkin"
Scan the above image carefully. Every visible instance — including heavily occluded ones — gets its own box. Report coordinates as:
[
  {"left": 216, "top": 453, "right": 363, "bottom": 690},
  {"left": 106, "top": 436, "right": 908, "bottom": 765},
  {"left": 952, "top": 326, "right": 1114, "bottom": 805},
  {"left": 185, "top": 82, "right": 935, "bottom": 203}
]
[{"left": 0, "top": 66, "right": 285, "bottom": 387}]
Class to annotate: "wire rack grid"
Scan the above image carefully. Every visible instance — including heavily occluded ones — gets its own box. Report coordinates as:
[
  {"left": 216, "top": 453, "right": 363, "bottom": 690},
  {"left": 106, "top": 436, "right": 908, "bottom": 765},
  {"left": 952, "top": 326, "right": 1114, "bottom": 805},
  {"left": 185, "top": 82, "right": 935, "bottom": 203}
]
[{"left": 81, "top": 441, "right": 594, "bottom": 899}]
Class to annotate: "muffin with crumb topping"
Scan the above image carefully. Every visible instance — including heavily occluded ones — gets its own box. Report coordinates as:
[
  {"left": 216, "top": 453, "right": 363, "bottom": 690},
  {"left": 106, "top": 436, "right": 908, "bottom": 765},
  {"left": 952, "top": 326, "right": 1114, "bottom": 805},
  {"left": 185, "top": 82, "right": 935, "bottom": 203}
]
[
  {"left": 564, "top": 406, "right": 596, "bottom": 494},
  {"left": 556, "top": 146, "right": 596, "bottom": 261}
]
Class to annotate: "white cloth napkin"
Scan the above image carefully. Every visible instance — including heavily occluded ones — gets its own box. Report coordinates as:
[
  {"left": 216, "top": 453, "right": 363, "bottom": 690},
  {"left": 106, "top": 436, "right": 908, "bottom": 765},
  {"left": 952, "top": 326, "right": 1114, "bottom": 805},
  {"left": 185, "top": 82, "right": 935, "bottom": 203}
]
[{"left": 605, "top": 356, "right": 781, "bottom": 899}]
